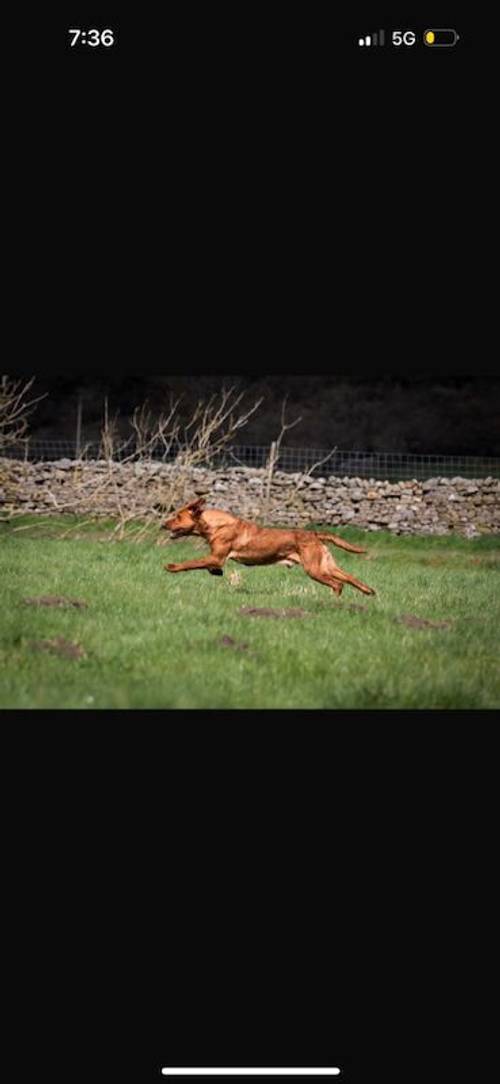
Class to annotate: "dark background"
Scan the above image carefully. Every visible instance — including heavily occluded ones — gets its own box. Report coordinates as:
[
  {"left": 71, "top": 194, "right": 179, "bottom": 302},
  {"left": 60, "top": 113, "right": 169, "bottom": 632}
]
[
  {"left": 13, "top": 8, "right": 479, "bottom": 369},
  {"left": 22, "top": 373, "right": 500, "bottom": 457}
]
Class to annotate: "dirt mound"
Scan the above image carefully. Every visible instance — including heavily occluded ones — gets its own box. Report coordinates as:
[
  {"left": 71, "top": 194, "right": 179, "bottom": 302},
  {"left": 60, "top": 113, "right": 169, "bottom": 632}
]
[
  {"left": 30, "top": 636, "right": 87, "bottom": 659},
  {"left": 23, "top": 595, "right": 88, "bottom": 609},
  {"left": 239, "top": 606, "right": 310, "bottom": 619},
  {"left": 395, "top": 613, "right": 453, "bottom": 630}
]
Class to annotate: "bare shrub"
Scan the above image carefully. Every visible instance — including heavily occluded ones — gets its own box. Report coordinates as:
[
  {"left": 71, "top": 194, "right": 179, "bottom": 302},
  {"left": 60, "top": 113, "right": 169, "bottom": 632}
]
[
  {"left": 230, "top": 396, "right": 338, "bottom": 524},
  {"left": 38, "top": 385, "right": 263, "bottom": 541},
  {"left": 0, "top": 376, "right": 45, "bottom": 454},
  {"left": 0, "top": 376, "right": 45, "bottom": 519}
]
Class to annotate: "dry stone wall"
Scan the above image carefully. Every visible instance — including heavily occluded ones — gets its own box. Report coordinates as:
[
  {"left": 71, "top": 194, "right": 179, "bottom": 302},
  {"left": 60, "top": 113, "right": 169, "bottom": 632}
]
[{"left": 1, "top": 458, "right": 499, "bottom": 538}]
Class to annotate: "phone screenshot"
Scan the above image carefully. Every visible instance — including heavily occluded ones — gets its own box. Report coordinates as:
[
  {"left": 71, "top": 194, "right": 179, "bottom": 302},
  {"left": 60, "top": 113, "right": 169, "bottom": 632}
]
[{"left": 5, "top": 11, "right": 491, "bottom": 1083}]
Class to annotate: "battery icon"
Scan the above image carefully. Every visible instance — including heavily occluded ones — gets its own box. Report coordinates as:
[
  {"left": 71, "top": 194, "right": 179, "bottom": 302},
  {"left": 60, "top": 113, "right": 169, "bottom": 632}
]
[{"left": 424, "top": 29, "right": 459, "bottom": 46}]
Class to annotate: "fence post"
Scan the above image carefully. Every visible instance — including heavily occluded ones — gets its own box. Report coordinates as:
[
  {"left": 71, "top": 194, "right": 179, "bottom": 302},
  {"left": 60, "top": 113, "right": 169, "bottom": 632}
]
[
  {"left": 262, "top": 440, "right": 278, "bottom": 517},
  {"left": 75, "top": 395, "right": 83, "bottom": 459}
]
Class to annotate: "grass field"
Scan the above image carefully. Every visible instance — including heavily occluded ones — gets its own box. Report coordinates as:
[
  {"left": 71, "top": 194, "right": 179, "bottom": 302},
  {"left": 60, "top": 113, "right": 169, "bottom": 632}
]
[{"left": 1, "top": 515, "right": 499, "bottom": 709}]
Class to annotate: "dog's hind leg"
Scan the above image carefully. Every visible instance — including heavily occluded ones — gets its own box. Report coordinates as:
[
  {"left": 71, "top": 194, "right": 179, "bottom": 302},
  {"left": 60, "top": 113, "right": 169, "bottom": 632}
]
[
  {"left": 299, "top": 542, "right": 374, "bottom": 597},
  {"left": 324, "top": 565, "right": 375, "bottom": 596},
  {"left": 300, "top": 559, "right": 344, "bottom": 596}
]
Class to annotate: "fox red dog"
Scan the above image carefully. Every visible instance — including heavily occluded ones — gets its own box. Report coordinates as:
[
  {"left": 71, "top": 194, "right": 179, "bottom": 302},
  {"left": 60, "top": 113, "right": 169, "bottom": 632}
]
[{"left": 162, "top": 498, "right": 375, "bottom": 597}]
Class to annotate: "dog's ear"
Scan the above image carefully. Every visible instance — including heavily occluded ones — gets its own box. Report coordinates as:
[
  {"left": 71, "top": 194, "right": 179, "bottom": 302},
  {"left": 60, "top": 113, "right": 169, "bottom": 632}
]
[{"left": 187, "top": 497, "right": 206, "bottom": 516}]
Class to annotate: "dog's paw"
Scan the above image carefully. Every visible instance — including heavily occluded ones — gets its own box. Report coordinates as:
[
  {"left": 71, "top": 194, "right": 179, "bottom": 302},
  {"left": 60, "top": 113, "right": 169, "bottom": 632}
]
[{"left": 164, "top": 563, "right": 178, "bottom": 572}]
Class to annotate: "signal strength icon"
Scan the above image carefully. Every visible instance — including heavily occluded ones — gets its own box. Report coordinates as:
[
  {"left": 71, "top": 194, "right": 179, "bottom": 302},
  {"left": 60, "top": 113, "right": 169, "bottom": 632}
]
[{"left": 358, "top": 29, "right": 385, "bottom": 46}]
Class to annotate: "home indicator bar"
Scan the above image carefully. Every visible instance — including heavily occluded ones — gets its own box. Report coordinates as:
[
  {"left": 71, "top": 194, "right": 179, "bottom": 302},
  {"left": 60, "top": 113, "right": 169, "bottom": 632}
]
[{"left": 161, "top": 1072, "right": 342, "bottom": 1078}]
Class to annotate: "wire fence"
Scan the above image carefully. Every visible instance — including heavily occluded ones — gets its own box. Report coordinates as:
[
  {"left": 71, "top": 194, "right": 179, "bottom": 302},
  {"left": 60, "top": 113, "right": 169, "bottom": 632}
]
[{"left": 2, "top": 439, "right": 499, "bottom": 480}]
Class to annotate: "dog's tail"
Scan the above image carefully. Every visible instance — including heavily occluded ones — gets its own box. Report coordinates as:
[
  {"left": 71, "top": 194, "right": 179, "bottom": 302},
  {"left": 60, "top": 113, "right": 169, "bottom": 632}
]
[{"left": 315, "top": 531, "right": 366, "bottom": 554}]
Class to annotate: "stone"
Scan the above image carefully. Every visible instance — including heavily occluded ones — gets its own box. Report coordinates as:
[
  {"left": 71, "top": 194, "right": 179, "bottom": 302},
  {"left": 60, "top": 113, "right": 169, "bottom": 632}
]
[{"left": 2, "top": 457, "right": 498, "bottom": 538}]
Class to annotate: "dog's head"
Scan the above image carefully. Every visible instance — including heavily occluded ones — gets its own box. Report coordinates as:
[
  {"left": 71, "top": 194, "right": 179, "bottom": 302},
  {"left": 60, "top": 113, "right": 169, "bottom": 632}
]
[{"left": 163, "top": 497, "right": 206, "bottom": 537}]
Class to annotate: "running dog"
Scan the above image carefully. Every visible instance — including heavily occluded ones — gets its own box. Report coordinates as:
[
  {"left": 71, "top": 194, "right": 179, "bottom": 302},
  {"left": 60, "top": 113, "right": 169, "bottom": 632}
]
[{"left": 162, "top": 498, "right": 375, "bottom": 597}]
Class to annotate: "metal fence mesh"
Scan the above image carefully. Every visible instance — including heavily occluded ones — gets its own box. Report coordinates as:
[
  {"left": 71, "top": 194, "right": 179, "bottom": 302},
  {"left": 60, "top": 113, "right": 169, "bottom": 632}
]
[{"left": 2, "top": 440, "right": 499, "bottom": 480}]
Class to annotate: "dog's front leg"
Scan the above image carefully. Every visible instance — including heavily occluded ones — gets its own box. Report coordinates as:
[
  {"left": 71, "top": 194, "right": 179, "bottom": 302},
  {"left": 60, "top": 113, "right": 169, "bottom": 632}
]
[{"left": 164, "top": 554, "right": 227, "bottom": 575}]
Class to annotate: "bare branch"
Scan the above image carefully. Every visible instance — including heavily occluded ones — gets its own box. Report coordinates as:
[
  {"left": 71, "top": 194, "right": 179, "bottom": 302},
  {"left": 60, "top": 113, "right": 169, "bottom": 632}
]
[
  {"left": 302, "top": 446, "right": 338, "bottom": 478},
  {"left": 0, "top": 375, "right": 46, "bottom": 452},
  {"left": 30, "top": 386, "right": 264, "bottom": 541},
  {"left": 260, "top": 397, "right": 302, "bottom": 519}
]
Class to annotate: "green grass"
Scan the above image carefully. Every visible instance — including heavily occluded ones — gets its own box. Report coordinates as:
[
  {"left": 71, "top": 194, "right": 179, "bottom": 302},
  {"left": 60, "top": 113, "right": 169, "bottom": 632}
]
[{"left": 1, "top": 516, "right": 499, "bottom": 709}]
